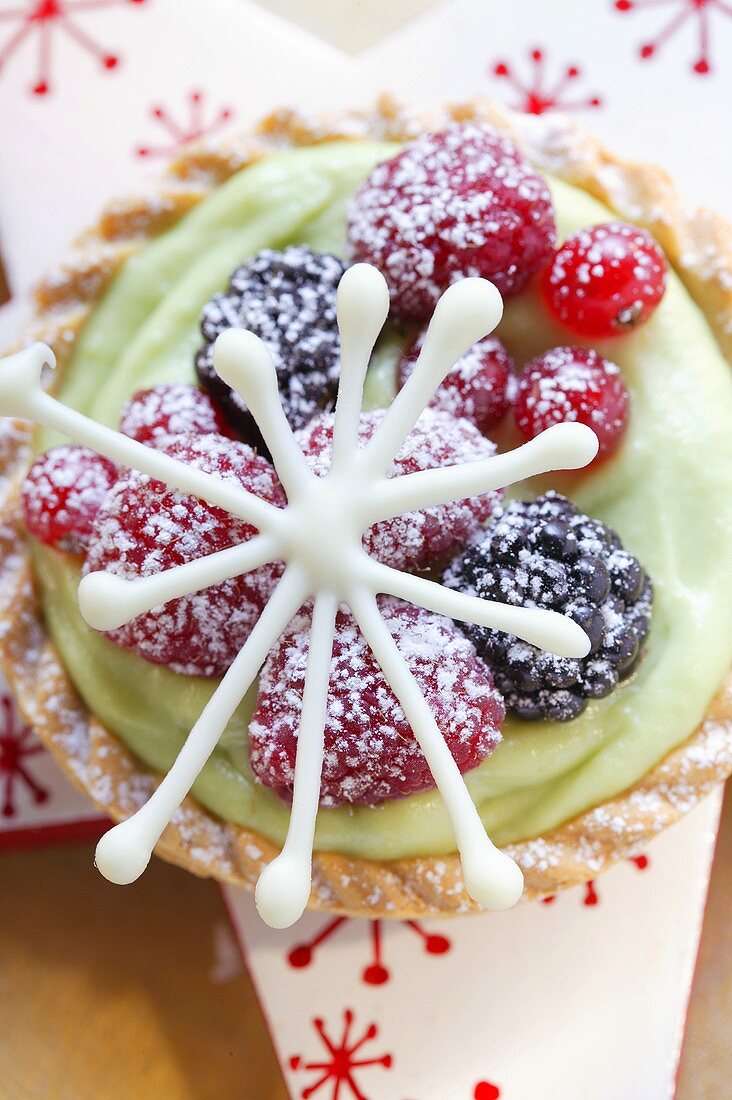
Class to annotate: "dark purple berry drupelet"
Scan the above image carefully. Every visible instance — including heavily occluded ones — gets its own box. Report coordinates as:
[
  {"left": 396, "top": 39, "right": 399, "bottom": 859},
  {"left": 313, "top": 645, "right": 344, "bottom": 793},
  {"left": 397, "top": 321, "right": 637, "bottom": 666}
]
[
  {"left": 444, "top": 492, "right": 653, "bottom": 721},
  {"left": 195, "top": 247, "right": 347, "bottom": 449}
]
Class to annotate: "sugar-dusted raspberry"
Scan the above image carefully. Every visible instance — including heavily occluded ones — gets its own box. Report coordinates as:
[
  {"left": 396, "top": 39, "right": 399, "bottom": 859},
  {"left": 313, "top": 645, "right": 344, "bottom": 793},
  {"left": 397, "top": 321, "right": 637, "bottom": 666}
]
[
  {"left": 514, "top": 347, "right": 629, "bottom": 463},
  {"left": 196, "top": 247, "right": 346, "bottom": 446},
  {"left": 120, "top": 383, "right": 231, "bottom": 448},
  {"left": 22, "top": 445, "right": 118, "bottom": 554},
  {"left": 296, "top": 407, "right": 501, "bottom": 571},
  {"left": 398, "top": 334, "right": 513, "bottom": 434},
  {"left": 542, "top": 221, "right": 667, "bottom": 338},
  {"left": 249, "top": 597, "right": 504, "bottom": 807},
  {"left": 84, "top": 434, "right": 286, "bottom": 677},
  {"left": 347, "top": 123, "right": 556, "bottom": 320}
]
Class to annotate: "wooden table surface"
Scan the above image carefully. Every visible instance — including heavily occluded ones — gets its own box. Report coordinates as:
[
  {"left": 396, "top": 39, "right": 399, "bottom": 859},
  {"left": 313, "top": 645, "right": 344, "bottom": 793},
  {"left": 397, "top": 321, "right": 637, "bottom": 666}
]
[{"left": 0, "top": 794, "right": 729, "bottom": 1100}]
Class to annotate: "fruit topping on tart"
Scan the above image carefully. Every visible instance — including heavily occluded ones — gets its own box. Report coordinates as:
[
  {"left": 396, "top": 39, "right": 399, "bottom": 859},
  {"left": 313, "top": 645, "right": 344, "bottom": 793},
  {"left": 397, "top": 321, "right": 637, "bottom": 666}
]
[
  {"left": 195, "top": 246, "right": 347, "bottom": 448},
  {"left": 250, "top": 598, "right": 505, "bottom": 807},
  {"left": 347, "top": 123, "right": 556, "bottom": 318},
  {"left": 22, "top": 444, "right": 118, "bottom": 554},
  {"left": 513, "top": 347, "right": 629, "bottom": 464},
  {"left": 120, "top": 382, "right": 233, "bottom": 448},
  {"left": 444, "top": 493, "right": 653, "bottom": 722},
  {"left": 541, "top": 221, "right": 667, "bottom": 338},
  {"left": 397, "top": 333, "right": 513, "bottom": 436},
  {"left": 84, "top": 433, "right": 286, "bottom": 676}
]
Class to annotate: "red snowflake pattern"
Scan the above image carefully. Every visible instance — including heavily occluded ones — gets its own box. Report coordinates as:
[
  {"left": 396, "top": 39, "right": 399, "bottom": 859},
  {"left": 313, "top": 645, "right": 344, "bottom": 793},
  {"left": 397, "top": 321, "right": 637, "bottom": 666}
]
[
  {"left": 0, "top": 694, "right": 49, "bottom": 817},
  {"left": 289, "top": 1010, "right": 392, "bottom": 1100},
  {"left": 0, "top": 0, "right": 147, "bottom": 96},
  {"left": 474, "top": 1085, "right": 501, "bottom": 1100},
  {"left": 614, "top": 0, "right": 732, "bottom": 75},
  {"left": 541, "top": 854, "right": 650, "bottom": 906},
  {"left": 288, "top": 917, "right": 450, "bottom": 986},
  {"left": 136, "top": 89, "right": 235, "bottom": 158},
  {"left": 491, "top": 47, "right": 603, "bottom": 114}
]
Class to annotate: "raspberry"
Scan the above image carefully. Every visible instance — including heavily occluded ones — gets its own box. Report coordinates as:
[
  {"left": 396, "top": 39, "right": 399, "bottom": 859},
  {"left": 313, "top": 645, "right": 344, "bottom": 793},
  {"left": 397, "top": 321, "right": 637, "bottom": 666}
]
[
  {"left": 120, "top": 383, "right": 231, "bottom": 448},
  {"left": 347, "top": 123, "right": 556, "bottom": 320},
  {"left": 444, "top": 493, "right": 653, "bottom": 721},
  {"left": 296, "top": 407, "right": 501, "bottom": 572},
  {"left": 542, "top": 222, "right": 667, "bottom": 338},
  {"left": 398, "top": 334, "right": 513, "bottom": 434},
  {"left": 84, "top": 434, "right": 286, "bottom": 677},
  {"left": 514, "top": 347, "right": 629, "bottom": 463},
  {"left": 195, "top": 247, "right": 346, "bottom": 447},
  {"left": 22, "top": 445, "right": 118, "bottom": 554},
  {"left": 249, "top": 598, "right": 504, "bottom": 807}
]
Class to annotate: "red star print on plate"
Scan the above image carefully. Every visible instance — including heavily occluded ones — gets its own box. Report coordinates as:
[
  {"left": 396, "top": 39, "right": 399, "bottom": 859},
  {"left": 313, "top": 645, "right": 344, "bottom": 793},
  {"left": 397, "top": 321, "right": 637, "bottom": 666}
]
[
  {"left": 0, "top": 693, "right": 49, "bottom": 817},
  {"left": 289, "top": 1009, "right": 392, "bottom": 1100},
  {"left": 541, "top": 854, "right": 651, "bottom": 906},
  {"left": 287, "top": 917, "right": 451, "bottom": 986},
  {"left": 0, "top": 0, "right": 147, "bottom": 96},
  {"left": 136, "top": 89, "right": 235, "bottom": 158},
  {"left": 473, "top": 1084, "right": 501, "bottom": 1100},
  {"left": 491, "top": 47, "right": 603, "bottom": 114},
  {"left": 614, "top": 0, "right": 732, "bottom": 75}
]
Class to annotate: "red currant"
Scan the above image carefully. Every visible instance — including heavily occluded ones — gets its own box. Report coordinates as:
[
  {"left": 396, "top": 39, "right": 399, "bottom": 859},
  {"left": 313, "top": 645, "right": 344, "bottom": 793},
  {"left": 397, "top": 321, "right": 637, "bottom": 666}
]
[
  {"left": 22, "top": 445, "right": 118, "bottom": 554},
  {"left": 398, "top": 334, "right": 513, "bottom": 434},
  {"left": 514, "top": 347, "right": 629, "bottom": 463},
  {"left": 542, "top": 222, "right": 667, "bottom": 338}
]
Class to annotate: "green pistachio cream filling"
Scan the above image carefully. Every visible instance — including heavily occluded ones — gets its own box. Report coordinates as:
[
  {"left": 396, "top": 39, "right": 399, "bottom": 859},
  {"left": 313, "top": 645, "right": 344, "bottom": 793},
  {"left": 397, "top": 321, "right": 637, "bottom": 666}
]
[{"left": 32, "top": 140, "right": 732, "bottom": 859}]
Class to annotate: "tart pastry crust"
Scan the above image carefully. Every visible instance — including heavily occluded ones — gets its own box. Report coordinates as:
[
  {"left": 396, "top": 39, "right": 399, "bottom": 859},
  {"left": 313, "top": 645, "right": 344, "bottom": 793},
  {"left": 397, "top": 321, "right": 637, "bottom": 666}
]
[{"left": 1, "top": 98, "right": 730, "bottom": 918}]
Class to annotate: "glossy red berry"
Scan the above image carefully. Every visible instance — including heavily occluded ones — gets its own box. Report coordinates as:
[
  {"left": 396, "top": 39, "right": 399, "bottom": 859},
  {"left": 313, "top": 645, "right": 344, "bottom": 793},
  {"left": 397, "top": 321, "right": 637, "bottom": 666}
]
[
  {"left": 249, "top": 598, "right": 504, "bottom": 807},
  {"left": 347, "top": 123, "right": 556, "bottom": 320},
  {"left": 296, "top": 408, "right": 501, "bottom": 572},
  {"left": 514, "top": 347, "right": 629, "bottom": 463},
  {"left": 120, "top": 383, "right": 231, "bottom": 448},
  {"left": 22, "top": 445, "right": 118, "bottom": 554},
  {"left": 542, "top": 221, "right": 667, "bottom": 337},
  {"left": 398, "top": 334, "right": 513, "bottom": 434},
  {"left": 84, "top": 434, "right": 286, "bottom": 677}
]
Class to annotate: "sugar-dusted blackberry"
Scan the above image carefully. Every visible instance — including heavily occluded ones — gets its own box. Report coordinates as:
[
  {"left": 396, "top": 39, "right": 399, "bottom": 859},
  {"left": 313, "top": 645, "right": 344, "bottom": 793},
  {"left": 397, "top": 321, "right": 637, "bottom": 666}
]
[
  {"left": 444, "top": 492, "right": 653, "bottom": 721},
  {"left": 195, "top": 247, "right": 347, "bottom": 446}
]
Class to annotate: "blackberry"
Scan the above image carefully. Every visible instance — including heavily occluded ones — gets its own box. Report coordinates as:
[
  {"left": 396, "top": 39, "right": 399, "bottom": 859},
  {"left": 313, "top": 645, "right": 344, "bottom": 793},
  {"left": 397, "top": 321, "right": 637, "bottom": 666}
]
[
  {"left": 195, "top": 246, "right": 347, "bottom": 449},
  {"left": 444, "top": 492, "right": 653, "bottom": 721}
]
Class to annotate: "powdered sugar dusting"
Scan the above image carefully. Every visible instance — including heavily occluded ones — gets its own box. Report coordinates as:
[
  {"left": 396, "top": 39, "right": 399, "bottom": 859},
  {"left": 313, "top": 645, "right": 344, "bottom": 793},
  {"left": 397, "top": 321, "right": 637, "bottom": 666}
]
[
  {"left": 296, "top": 407, "right": 501, "bottom": 572},
  {"left": 120, "top": 382, "right": 231, "bottom": 448},
  {"left": 250, "top": 597, "right": 504, "bottom": 807},
  {"left": 84, "top": 433, "right": 286, "bottom": 676},
  {"left": 347, "top": 122, "right": 556, "bottom": 319},
  {"left": 398, "top": 333, "right": 513, "bottom": 434}
]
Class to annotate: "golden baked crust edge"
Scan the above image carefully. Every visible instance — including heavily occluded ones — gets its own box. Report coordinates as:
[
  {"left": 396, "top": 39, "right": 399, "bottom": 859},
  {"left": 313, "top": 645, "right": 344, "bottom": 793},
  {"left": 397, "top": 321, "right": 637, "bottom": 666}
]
[{"left": 1, "top": 96, "right": 730, "bottom": 919}]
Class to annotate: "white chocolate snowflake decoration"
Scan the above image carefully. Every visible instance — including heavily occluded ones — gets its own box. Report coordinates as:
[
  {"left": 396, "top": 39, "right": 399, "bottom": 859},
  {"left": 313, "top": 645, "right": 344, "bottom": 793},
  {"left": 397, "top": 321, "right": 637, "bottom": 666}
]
[{"left": 0, "top": 264, "right": 599, "bottom": 928}]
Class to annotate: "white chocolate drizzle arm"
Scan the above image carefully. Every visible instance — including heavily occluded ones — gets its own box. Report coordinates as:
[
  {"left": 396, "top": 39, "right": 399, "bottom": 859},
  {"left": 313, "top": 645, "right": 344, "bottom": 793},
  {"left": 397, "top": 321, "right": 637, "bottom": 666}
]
[
  {"left": 349, "top": 588, "right": 524, "bottom": 911},
  {"left": 0, "top": 343, "right": 283, "bottom": 532},
  {"left": 213, "top": 329, "right": 312, "bottom": 498},
  {"left": 330, "top": 264, "right": 390, "bottom": 474},
  {"left": 255, "top": 591, "right": 338, "bottom": 928},
  {"left": 358, "top": 279, "right": 503, "bottom": 481},
  {"left": 365, "top": 422, "right": 600, "bottom": 525},
  {"left": 366, "top": 560, "right": 590, "bottom": 659},
  {"left": 2, "top": 264, "right": 604, "bottom": 927},
  {"left": 79, "top": 534, "right": 281, "bottom": 632},
  {"left": 94, "top": 566, "right": 309, "bottom": 887}
]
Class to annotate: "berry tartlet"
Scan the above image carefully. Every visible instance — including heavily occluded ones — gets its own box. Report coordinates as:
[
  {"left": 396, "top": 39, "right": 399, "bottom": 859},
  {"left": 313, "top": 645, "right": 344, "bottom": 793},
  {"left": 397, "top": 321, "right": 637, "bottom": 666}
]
[{"left": 1, "top": 99, "right": 731, "bottom": 920}]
